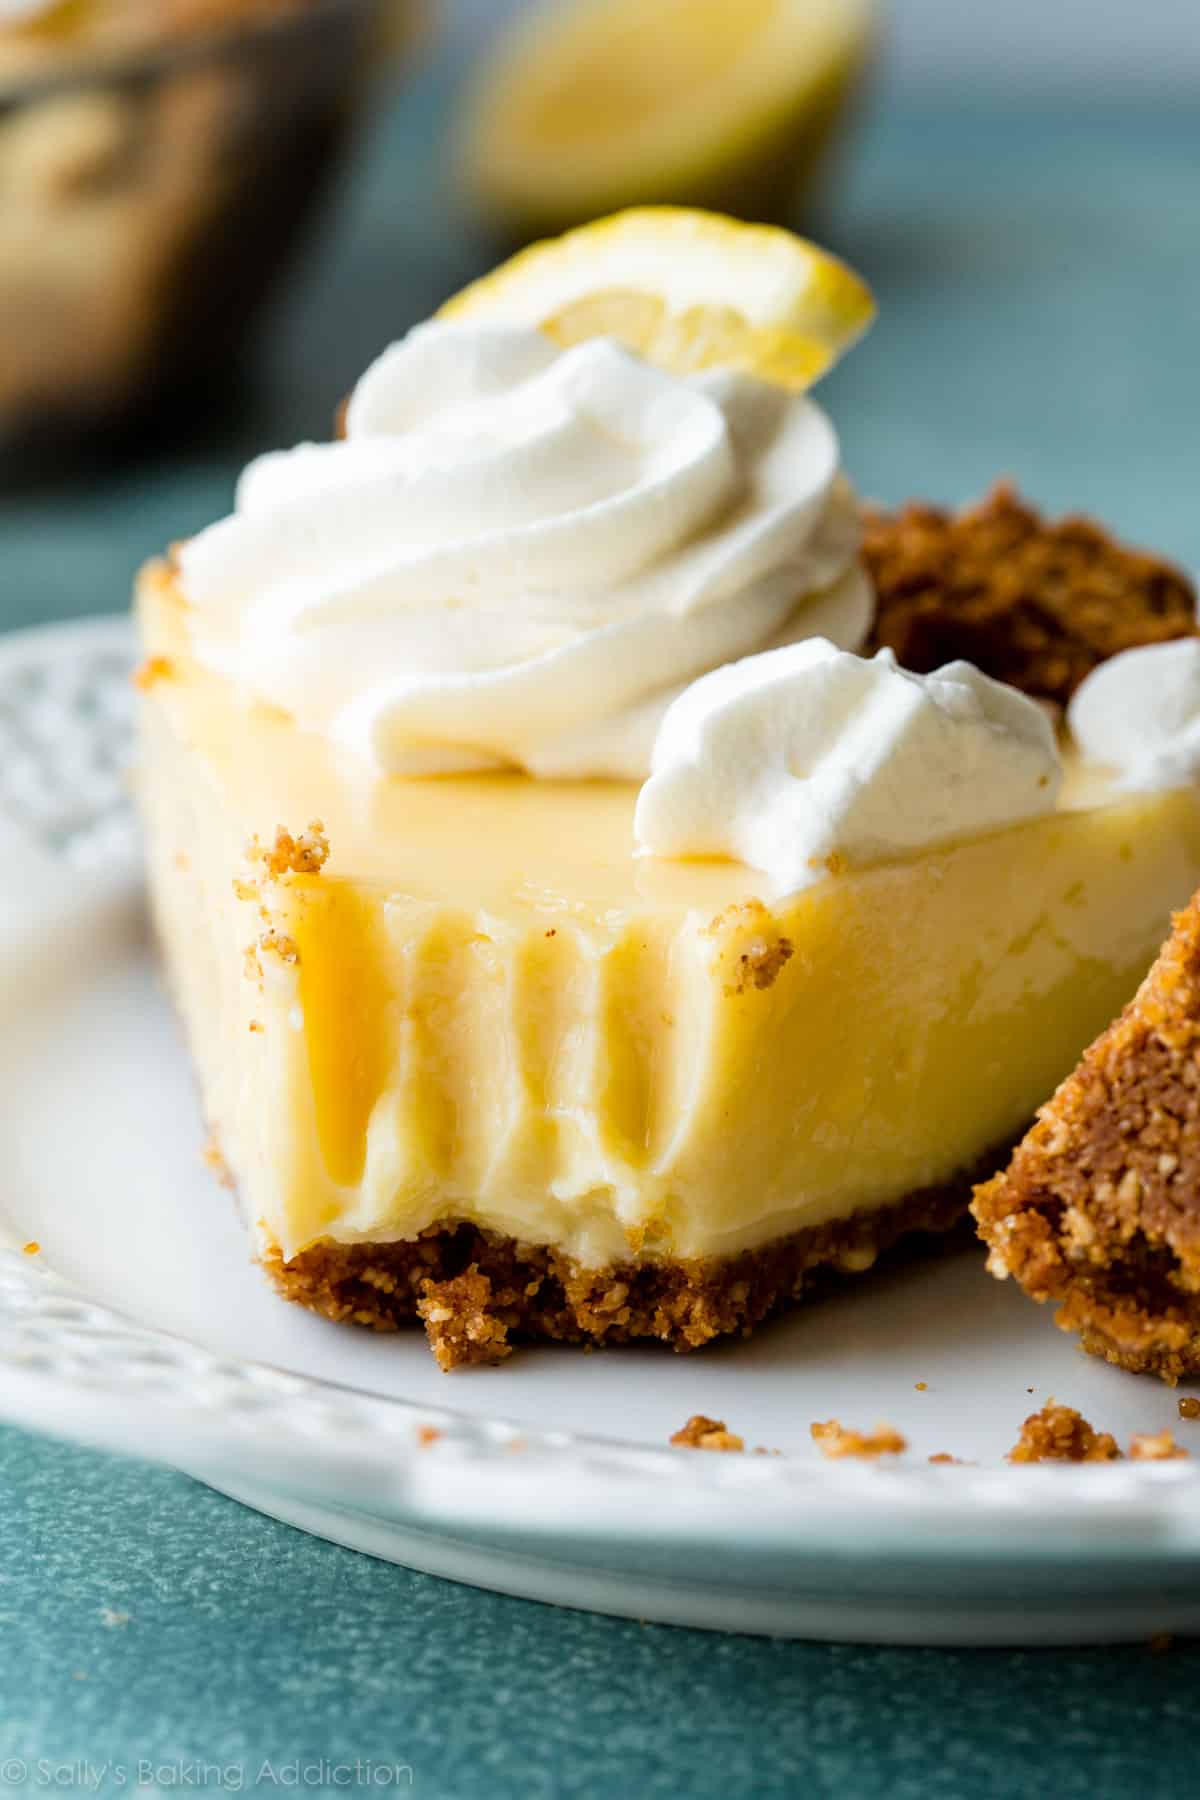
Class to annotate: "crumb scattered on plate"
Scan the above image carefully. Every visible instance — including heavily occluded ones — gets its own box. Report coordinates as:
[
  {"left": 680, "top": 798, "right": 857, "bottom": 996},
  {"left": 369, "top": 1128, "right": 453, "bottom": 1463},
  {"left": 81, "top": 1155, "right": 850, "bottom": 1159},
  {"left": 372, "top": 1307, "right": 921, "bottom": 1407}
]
[
  {"left": 1129, "top": 1430, "right": 1187, "bottom": 1462},
  {"left": 810, "top": 1419, "right": 907, "bottom": 1460},
  {"left": 1008, "top": 1402, "right": 1120, "bottom": 1463},
  {"left": 671, "top": 1414, "right": 745, "bottom": 1452}
]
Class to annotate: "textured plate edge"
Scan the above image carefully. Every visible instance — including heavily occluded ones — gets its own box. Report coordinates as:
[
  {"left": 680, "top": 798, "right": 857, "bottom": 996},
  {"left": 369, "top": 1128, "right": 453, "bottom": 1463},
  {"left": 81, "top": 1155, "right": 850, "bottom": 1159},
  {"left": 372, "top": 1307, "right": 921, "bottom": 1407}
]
[{"left": 197, "top": 1476, "right": 1200, "bottom": 1645}]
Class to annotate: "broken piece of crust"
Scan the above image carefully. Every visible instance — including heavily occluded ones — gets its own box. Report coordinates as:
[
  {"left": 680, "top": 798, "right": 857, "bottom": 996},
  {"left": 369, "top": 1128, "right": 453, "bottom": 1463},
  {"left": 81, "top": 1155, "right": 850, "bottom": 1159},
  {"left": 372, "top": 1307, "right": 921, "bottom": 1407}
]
[
  {"left": 864, "top": 481, "right": 1196, "bottom": 708},
  {"left": 974, "top": 888, "right": 1200, "bottom": 1383},
  {"left": 671, "top": 1415, "right": 745, "bottom": 1452},
  {"left": 1007, "top": 1403, "right": 1121, "bottom": 1464}
]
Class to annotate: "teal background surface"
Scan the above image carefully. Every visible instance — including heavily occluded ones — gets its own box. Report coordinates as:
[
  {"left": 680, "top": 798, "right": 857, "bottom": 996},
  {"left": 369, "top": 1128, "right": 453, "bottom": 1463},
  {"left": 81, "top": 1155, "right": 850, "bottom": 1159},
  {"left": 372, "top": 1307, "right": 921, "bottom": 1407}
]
[
  {"left": 3, "top": 50, "right": 1200, "bottom": 1799},
  {"left": 5, "top": 1422, "right": 1200, "bottom": 1799}
]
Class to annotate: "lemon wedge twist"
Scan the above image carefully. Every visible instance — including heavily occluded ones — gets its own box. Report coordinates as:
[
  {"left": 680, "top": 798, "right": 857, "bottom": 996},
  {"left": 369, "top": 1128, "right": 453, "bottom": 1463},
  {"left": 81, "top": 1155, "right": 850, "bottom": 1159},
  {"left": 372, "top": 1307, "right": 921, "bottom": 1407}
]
[{"left": 440, "top": 206, "right": 875, "bottom": 392}]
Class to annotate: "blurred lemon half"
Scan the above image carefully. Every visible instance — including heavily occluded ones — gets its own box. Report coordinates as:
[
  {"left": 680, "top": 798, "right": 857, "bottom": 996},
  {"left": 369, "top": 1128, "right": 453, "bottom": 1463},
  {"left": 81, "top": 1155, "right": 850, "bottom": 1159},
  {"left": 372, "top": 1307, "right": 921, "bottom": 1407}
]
[
  {"left": 439, "top": 206, "right": 874, "bottom": 391},
  {"left": 457, "top": 0, "right": 876, "bottom": 236}
]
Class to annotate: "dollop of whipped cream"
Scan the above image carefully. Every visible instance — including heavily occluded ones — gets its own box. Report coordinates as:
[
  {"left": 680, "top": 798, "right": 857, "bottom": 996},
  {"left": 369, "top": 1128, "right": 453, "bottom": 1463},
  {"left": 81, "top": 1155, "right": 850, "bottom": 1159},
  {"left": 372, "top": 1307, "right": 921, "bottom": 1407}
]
[
  {"left": 178, "top": 320, "right": 869, "bottom": 779},
  {"left": 1068, "top": 639, "right": 1200, "bottom": 789},
  {"left": 635, "top": 639, "right": 1063, "bottom": 891}
]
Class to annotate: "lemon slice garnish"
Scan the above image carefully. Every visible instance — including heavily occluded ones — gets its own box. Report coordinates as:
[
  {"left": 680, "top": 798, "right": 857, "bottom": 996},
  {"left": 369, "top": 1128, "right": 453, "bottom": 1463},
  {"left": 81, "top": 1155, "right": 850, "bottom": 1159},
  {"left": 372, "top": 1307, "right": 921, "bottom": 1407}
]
[
  {"left": 457, "top": 0, "right": 875, "bottom": 235},
  {"left": 439, "top": 207, "right": 874, "bottom": 390}
]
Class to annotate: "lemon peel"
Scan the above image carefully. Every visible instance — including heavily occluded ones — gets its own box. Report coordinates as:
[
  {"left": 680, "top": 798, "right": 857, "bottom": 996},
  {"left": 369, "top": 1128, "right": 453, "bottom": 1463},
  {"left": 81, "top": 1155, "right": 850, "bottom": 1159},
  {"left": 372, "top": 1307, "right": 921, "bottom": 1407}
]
[{"left": 440, "top": 206, "right": 874, "bottom": 391}]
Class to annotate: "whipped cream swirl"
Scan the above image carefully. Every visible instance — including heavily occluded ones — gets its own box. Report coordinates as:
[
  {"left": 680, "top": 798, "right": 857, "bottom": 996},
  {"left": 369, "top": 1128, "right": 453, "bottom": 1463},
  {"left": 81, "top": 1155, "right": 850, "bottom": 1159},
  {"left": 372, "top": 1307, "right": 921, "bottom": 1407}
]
[
  {"left": 179, "top": 321, "right": 870, "bottom": 779},
  {"left": 1068, "top": 639, "right": 1200, "bottom": 790},
  {"left": 636, "top": 640, "right": 1064, "bottom": 891}
]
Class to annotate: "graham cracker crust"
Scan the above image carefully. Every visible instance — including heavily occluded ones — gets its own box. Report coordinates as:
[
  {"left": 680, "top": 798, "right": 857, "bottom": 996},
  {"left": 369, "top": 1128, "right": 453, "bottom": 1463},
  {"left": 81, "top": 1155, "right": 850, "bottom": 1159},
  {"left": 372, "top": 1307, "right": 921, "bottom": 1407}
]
[
  {"left": 864, "top": 481, "right": 1197, "bottom": 708},
  {"left": 262, "top": 1171, "right": 979, "bottom": 1370},
  {"left": 974, "top": 888, "right": 1200, "bottom": 1384}
]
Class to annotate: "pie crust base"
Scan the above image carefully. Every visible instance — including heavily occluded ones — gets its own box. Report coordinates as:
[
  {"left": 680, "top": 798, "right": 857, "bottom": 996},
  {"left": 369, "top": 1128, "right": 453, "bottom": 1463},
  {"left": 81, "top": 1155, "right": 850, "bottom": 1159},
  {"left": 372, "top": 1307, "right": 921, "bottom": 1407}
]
[{"left": 262, "top": 1172, "right": 981, "bottom": 1370}]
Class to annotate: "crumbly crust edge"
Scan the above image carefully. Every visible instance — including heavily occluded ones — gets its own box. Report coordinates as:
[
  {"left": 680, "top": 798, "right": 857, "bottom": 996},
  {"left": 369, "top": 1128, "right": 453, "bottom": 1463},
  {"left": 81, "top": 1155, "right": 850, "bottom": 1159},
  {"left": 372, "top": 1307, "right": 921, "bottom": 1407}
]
[
  {"left": 973, "top": 889, "right": 1200, "bottom": 1384},
  {"left": 261, "top": 1169, "right": 986, "bottom": 1370},
  {"left": 863, "top": 479, "right": 1197, "bottom": 709}
]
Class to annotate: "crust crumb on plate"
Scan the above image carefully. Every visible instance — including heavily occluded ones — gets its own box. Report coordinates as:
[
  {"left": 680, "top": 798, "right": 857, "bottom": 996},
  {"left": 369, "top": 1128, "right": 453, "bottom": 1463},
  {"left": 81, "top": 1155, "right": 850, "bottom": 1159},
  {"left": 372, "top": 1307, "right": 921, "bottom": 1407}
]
[
  {"left": 1128, "top": 1430, "right": 1188, "bottom": 1462},
  {"left": 1178, "top": 1397, "right": 1200, "bottom": 1421},
  {"left": 864, "top": 480, "right": 1197, "bottom": 708},
  {"left": 1007, "top": 1402, "right": 1120, "bottom": 1463},
  {"left": 810, "top": 1419, "right": 907, "bottom": 1460},
  {"left": 973, "top": 888, "right": 1200, "bottom": 1382},
  {"left": 670, "top": 1415, "right": 745, "bottom": 1452}
]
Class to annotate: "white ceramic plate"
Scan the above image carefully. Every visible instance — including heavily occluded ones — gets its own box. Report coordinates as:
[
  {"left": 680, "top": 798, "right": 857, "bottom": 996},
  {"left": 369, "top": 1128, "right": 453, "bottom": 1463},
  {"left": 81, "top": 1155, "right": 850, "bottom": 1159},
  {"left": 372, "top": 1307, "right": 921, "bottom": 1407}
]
[{"left": 5, "top": 615, "right": 1200, "bottom": 1646}]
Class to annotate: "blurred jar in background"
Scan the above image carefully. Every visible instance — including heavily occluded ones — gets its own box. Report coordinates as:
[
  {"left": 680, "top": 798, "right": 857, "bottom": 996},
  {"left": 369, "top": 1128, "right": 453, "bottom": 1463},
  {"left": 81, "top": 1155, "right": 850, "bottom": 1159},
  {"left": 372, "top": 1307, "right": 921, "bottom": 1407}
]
[
  {"left": 456, "top": 0, "right": 876, "bottom": 242},
  {"left": 0, "top": 0, "right": 414, "bottom": 459}
]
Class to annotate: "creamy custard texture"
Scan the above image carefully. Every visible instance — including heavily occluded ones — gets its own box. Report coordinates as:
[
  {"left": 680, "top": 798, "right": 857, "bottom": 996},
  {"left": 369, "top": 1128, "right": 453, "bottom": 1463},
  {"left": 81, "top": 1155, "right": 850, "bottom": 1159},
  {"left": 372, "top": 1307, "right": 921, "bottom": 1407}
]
[{"left": 140, "top": 573, "right": 1200, "bottom": 1269}]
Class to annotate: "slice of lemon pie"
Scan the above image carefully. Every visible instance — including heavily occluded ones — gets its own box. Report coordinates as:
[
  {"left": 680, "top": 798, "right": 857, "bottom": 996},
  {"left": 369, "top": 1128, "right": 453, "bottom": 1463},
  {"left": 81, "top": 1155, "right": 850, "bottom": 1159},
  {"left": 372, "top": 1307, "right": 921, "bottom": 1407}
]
[{"left": 135, "top": 209, "right": 1200, "bottom": 1368}]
